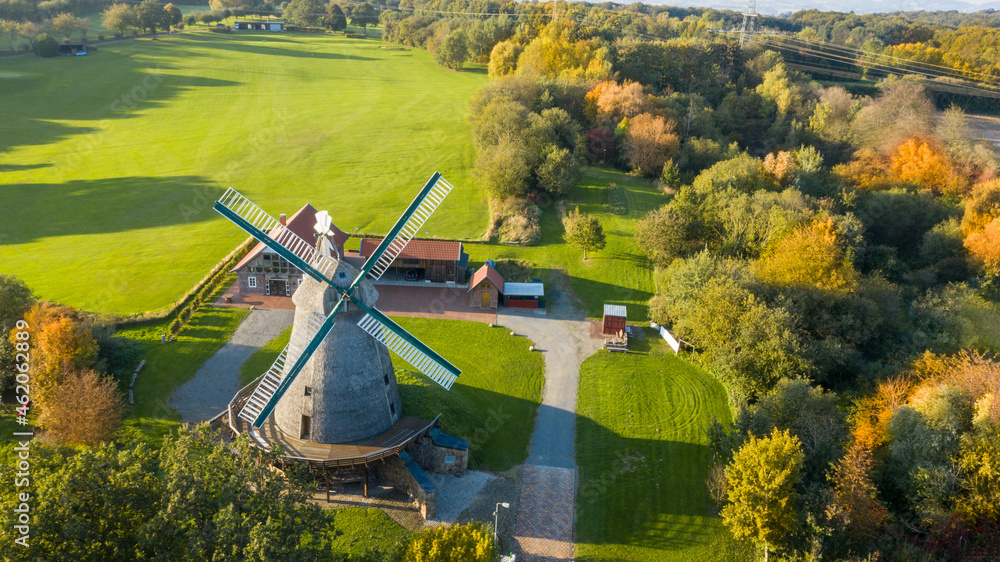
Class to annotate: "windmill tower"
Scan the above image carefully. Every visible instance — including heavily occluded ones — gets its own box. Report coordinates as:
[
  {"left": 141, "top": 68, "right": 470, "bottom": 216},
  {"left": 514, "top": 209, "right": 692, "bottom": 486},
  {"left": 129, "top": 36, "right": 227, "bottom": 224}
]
[{"left": 214, "top": 173, "right": 461, "bottom": 446}]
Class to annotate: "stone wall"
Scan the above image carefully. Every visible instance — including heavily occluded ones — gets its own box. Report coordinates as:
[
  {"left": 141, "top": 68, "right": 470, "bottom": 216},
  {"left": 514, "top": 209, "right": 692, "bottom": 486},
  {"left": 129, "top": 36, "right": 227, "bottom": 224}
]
[
  {"left": 407, "top": 434, "right": 468, "bottom": 477},
  {"left": 376, "top": 455, "right": 436, "bottom": 519}
]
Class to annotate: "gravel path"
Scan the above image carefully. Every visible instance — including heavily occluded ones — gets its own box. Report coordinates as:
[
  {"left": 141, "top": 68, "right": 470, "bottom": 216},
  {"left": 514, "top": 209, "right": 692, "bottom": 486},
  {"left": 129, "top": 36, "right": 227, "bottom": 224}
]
[
  {"left": 499, "top": 275, "right": 603, "bottom": 560},
  {"left": 424, "top": 470, "right": 497, "bottom": 525},
  {"left": 169, "top": 308, "right": 294, "bottom": 422}
]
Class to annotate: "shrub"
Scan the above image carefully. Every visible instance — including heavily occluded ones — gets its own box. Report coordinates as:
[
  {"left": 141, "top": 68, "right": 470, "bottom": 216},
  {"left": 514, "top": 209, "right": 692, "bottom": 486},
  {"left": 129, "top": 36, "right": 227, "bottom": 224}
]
[
  {"left": 490, "top": 198, "right": 541, "bottom": 245},
  {"left": 42, "top": 368, "right": 125, "bottom": 445},
  {"left": 32, "top": 33, "right": 59, "bottom": 57},
  {"left": 493, "top": 259, "right": 533, "bottom": 283},
  {"left": 606, "top": 182, "right": 626, "bottom": 215},
  {"left": 401, "top": 521, "right": 494, "bottom": 562}
]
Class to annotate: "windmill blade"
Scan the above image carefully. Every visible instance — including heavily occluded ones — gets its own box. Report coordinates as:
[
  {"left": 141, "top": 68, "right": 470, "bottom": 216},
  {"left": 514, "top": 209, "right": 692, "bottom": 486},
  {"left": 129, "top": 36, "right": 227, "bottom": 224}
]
[
  {"left": 315, "top": 210, "right": 332, "bottom": 235},
  {"left": 352, "top": 297, "right": 460, "bottom": 390},
  {"left": 353, "top": 173, "right": 454, "bottom": 286},
  {"left": 243, "top": 298, "right": 348, "bottom": 428},
  {"left": 214, "top": 188, "right": 337, "bottom": 287}
]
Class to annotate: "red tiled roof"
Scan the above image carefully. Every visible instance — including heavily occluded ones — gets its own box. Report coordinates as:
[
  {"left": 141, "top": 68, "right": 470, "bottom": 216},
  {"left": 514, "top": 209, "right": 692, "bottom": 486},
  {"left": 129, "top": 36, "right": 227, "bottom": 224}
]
[
  {"left": 468, "top": 263, "right": 504, "bottom": 292},
  {"left": 358, "top": 238, "right": 463, "bottom": 262},
  {"left": 231, "top": 204, "right": 350, "bottom": 271}
]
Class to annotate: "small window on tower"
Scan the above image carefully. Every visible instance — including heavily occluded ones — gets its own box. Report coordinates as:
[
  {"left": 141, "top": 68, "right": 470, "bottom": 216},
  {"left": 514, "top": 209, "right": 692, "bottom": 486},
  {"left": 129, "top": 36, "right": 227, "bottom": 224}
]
[
  {"left": 304, "top": 386, "right": 312, "bottom": 396},
  {"left": 338, "top": 272, "right": 347, "bottom": 279},
  {"left": 383, "top": 374, "right": 389, "bottom": 385},
  {"left": 390, "top": 403, "right": 396, "bottom": 415}
]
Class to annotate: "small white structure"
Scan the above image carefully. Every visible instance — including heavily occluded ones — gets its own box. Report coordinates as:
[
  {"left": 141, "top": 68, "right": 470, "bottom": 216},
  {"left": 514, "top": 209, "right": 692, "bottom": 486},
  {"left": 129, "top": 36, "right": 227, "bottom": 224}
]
[{"left": 233, "top": 21, "right": 285, "bottom": 31}]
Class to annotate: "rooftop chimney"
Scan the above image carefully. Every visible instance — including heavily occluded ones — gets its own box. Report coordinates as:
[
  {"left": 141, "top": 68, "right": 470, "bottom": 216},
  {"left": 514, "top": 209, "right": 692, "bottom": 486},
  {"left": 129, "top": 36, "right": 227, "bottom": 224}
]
[{"left": 279, "top": 213, "right": 287, "bottom": 225}]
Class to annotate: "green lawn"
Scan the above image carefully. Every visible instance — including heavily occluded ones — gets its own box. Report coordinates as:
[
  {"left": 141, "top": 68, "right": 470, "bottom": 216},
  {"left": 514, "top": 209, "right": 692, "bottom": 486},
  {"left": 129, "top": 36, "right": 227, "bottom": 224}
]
[
  {"left": 575, "top": 334, "right": 752, "bottom": 561},
  {"left": 464, "top": 167, "right": 663, "bottom": 319},
  {"left": 114, "top": 304, "right": 249, "bottom": 443},
  {"left": 236, "top": 316, "right": 544, "bottom": 472},
  {"left": 328, "top": 506, "right": 409, "bottom": 558},
  {"left": 0, "top": 31, "right": 487, "bottom": 314}
]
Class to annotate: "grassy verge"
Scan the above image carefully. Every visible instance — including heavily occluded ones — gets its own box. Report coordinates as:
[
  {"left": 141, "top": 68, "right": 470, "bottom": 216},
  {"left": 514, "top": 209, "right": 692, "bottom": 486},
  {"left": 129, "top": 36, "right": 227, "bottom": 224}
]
[
  {"left": 575, "top": 332, "right": 752, "bottom": 561},
  {"left": 114, "top": 305, "right": 249, "bottom": 444},
  {"left": 239, "top": 317, "right": 544, "bottom": 472},
  {"left": 465, "top": 166, "right": 662, "bottom": 319},
  {"left": 328, "top": 506, "right": 409, "bottom": 558}
]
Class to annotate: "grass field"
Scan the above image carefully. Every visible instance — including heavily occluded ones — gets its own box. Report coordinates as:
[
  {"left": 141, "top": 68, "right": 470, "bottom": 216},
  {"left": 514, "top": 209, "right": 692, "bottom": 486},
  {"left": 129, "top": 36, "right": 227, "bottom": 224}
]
[
  {"left": 575, "top": 333, "right": 753, "bottom": 561},
  {"left": 463, "top": 166, "right": 663, "bottom": 319},
  {"left": 0, "top": 31, "right": 487, "bottom": 314}
]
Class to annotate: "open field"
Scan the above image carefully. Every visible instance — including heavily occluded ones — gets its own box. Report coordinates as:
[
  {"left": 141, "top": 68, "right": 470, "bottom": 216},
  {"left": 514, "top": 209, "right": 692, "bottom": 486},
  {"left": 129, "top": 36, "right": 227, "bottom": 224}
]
[
  {"left": 0, "top": 31, "right": 487, "bottom": 314},
  {"left": 235, "top": 316, "right": 543, "bottom": 472},
  {"left": 463, "top": 166, "right": 662, "bottom": 319},
  {"left": 575, "top": 334, "right": 753, "bottom": 561}
]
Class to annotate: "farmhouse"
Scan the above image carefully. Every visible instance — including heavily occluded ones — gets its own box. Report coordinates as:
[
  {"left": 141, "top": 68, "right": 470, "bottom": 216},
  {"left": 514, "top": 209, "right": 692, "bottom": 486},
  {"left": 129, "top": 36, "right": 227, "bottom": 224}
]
[
  {"left": 357, "top": 238, "right": 468, "bottom": 284},
  {"left": 230, "top": 203, "right": 349, "bottom": 296},
  {"left": 233, "top": 21, "right": 285, "bottom": 31}
]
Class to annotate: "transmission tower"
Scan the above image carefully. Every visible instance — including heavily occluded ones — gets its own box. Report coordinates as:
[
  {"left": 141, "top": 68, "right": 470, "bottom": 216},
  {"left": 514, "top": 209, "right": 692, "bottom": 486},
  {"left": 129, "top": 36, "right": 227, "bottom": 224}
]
[{"left": 739, "top": 0, "right": 758, "bottom": 46}]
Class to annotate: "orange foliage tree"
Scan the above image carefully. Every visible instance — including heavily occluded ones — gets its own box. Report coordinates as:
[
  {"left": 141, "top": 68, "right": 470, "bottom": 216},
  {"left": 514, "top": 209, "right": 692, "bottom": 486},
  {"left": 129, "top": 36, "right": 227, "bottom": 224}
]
[
  {"left": 621, "top": 112, "right": 680, "bottom": 178},
  {"left": 826, "top": 442, "right": 890, "bottom": 542},
  {"left": 583, "top": 79, "right": 654, "bottom": 128},
  {"left": 890, "top": 137, "right": 961, "bottom": 195},
  {"left": 41, "top": 368, "right": 125, "bottom": 445},
  {"left": 965, "top": 218, "right": 1000, "bottom": 277},
  {"left": 755, "top": 218, "right": 858, "bottom": 291},
  {"left": 832, "top": 148, "right": 894, "bottom": 191},
  {"left": 962, "top": 180, "right": 1000, "bottom": 276}
]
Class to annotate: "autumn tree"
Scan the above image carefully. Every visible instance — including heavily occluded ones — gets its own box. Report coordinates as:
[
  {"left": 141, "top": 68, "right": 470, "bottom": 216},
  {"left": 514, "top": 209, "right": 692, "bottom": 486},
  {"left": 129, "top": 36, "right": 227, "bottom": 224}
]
[
  {"left": 965, "top": 218, "right": 1000, "bottom": 277},
  {"left": 42, "top": 368, "right": 124, "bottom": 445},
  {"left": 722, "top": 429, "right": 803, "bottom": 562},
  {"left": 0, "top": 276, "right": 33, "bottom": 393},
  {"left": 756, "top": 218, "right": 857, "bottom": 291},
  {"left": 21, "top": 303, "right": 99, "bottom": 417},
  {"left": 825, "top": 442, "right": 889, "bottom": 548},
  {"left": 622, "top": 113, "right": 680, "bottom": 178},
  {"left": 890, "top": 137, "right": 958, "bottom": 194},
  {"left": 755, "top": 62, "right": 812, "bottom": 118},
  {"left": 584, "top": 80, "right": 653, "bottom": 128},
  {"left": 103, "top": 3, "right": 137, "bottom": 37},
  {"left": 956, "top": 425, "right": 1000, "bottom": 522},
  {"left": 488, "top": 40, "right": 521, "bottom": 78},
  {"left": 563, "top": 207, "right": 606, "bottom": 259},
  {"left": 852, "top": 80, "right": 936, "bottom": 151}
]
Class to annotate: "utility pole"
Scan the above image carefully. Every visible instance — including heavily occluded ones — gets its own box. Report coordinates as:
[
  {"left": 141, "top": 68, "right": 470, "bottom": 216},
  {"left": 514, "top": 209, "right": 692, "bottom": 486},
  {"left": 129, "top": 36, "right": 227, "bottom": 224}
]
[{"left": 739, "top": 0, "right": 757, "bottom": 47}]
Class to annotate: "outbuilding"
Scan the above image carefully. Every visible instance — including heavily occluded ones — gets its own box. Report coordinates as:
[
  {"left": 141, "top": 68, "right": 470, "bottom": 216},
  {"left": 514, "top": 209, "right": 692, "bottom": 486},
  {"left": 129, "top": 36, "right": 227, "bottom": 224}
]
[
  {"left": 234, "top": 21, "right": 285, "bottom": 31},
  {"left": 602, "top": 304, "right": 627, "bottom": 335},
  {"left": 468, "top": 262, "right": 504, "bottom": 309}
]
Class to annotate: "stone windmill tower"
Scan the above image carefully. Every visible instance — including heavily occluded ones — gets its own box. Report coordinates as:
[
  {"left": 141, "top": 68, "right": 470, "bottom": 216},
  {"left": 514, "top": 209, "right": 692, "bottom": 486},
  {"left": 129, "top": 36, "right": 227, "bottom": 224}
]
[{"left": 214, "top": 174, "right": 461, "bottom": 442}]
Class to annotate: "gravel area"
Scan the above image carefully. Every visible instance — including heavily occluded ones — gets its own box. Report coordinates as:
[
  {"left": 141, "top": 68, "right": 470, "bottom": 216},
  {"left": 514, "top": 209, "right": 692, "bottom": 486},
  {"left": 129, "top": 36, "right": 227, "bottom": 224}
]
[
  {"left": 424, "top": 470, "right": 497, "bottom": 525},
  {"left": 169, "top": 308, "right": 294, "bottom": 422}
]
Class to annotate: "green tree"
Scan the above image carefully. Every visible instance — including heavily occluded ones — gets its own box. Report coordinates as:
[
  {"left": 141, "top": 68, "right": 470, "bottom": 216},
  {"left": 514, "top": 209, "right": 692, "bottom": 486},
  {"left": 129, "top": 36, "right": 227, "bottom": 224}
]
[
  {"left": 435, "top": 29, "right": 469, "bottom": 70},
  {"left": 31, "top": 32, "right": 59, "bottom": 57},
  {"left": 536, "top": 147, "right": 579, "bottom": 197},
  {"left": 957, "top": 425, "right": 1000, "bottom": 522},
  {"left": 136, "top": 0, "right": 165, "bottom": 38},
  {"left": 564, "top": 207, "right": 606, "bottom": 260},
  {"left": 284, "top": 0, "right": 324, "bottom": 27},
  {"left": 349, "top": 2, "right": 378, "bottom": 34},
  {"left": 634, "top": 205, "right": 690, "bottom": 267},
  {"left": 0, "top": 275, "right": 34, "bottom": 392},
  {"left": 473, "top": 142, "right": 532, "bottom": 200},
  {"left": 488, "top": 40, "right": 521, "bottom": 78},
  {"left": 325, "top": 3, "right": 346, "bottom": 32},
  {"left": 52, "top": 12, "right": 78, "bottom": 39},
  {"left": 103, "top": 3, "right": 137, "bottom": 38},
  {"left": 163, "top": 3, "right": 182, "bottom": 29},
  {"left": 722, "top": 429, "right": 804, "bottom": 561}
]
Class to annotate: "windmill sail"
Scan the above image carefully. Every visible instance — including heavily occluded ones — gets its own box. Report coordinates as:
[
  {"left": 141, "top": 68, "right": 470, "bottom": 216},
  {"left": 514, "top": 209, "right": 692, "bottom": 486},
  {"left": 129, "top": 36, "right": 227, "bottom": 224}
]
[
  {"left": 214, "top": 188, "right": 338, "bottom": 286},
  {"left": 354, "top": 300, "right": 460, "bottom": 390},
  {"left": 353, "top": 172, "right": 454, "bottom": 285}
]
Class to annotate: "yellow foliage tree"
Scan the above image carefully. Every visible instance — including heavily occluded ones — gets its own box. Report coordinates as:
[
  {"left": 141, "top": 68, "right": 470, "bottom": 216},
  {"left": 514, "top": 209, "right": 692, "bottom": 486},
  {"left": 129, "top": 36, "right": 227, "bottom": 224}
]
[
  {"left": 961, "top": 179, "right": 1000, "bottom": 235},
  {"left": 890, "top": 137, "right": 960, "bottom": 195},
  {"left": 965, "top": 218, "right": 1000, "bottom": 276},
  {"left": 832, "top": 148, "right": 894, "bottom": 191},
  {"left": 763, "top": 151, "right": 798, "bottom": 185},
  {"left": 755, "top": 219, "right": 858, "bottom": 291},
  {"left": 583, "top": 80, "right": 653, "bottom": 128},
  {"left": 402, "top": 522, "right": 494, "bottom": 562},
  {"left": 622, "top": 113, "right": 680, "bottom": 178}
]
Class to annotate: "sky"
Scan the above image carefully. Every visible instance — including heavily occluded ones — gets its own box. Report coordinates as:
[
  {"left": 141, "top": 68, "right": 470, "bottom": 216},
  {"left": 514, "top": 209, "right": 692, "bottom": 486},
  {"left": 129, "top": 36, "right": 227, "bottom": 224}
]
[{"left": 646, "top": 0, "right": 1000, "bottom": 15}]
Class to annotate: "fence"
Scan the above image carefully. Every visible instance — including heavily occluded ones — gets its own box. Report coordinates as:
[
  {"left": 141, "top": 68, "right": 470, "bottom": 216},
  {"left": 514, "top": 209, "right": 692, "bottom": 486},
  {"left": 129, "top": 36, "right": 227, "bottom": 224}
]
[{"left": 650, "top": 321, "right": 681, "bottom": 354}]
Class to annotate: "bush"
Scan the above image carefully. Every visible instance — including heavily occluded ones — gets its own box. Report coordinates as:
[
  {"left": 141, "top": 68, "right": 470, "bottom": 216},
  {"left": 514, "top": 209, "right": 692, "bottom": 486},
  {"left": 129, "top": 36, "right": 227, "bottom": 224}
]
[
  {"left": 490, "top": 198, "right": 541, "bottom": 245},
  {"left": 42, "top": 369, "right": 125, "bottom": 445},
  {"left": 606, "top": 182, "right": 626, "bottom": 215},
  {"left": 208, "top": 26, "right": 231, "bottom": 33},
  {"left": 32, "top": 33, "right": 59, "bottom": 57},
  {"left": 401, "top": 521, "right": 494, "bottom": 562}
]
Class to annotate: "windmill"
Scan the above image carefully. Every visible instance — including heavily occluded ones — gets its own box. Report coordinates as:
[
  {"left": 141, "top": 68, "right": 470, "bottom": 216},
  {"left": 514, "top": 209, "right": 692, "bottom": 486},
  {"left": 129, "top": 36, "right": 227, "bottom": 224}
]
[{"left": 214, "top": 173, "right": 460, "bottom": 444}]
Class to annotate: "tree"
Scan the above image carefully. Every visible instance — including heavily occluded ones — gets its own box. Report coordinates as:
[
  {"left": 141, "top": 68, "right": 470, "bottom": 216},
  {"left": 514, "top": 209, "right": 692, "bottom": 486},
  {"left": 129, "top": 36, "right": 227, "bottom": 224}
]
[
  {"left": 634, "top": 205, "right": 690, "bottom": 267},
  {"left": 20, "top": 304, "right": 98, "bottom": 416},
  {"left": 136, "top": 0, "right": 166, "bottom": 38},
  {"left": 1, "top": 20, "right": 18, "bottom": 52},
  {"left": 825, "top": 442, "right": 890, "bottom": 548},
  {"left": 349, "top": 2, "right": 378, "bottom": 33},
  {"left": 402, "top": 521, "right": 495, "bottom": 561},
  {"left": 536, "top": 147, "right": 579, "bottom": 197},
  {"left": 756, "top": 218, "right": 857, "bottom": 291},
  {"left": 163, "top": 3, "right": 182, "bottom": 29},
  {"left": 563, "top": 207, "right": 606, "bottom": 260},
  {"left": 435, "top": 30, "right": 468, "bottom": 70},
  {"left": 284, "top": 0, "right": 324, "bottom": 26},
  {"left": 473, "top": 142, "right": 532, "bottom": 200},
  {"left": 52, "top": 12, "right": 78, "bottom": 39},
  {"left": 42, "top": 368, "right": 124, "bottom": 445},
  {"left": 965, "top": 218, "right": 1000, "bottom": 277},
  {"left": 31, "top": 32, "right": 59, "bottom": 57},
  {"left": 957, "top": 425, "right": 1000, "bottom": 522},
  {"left": 721, "top": 429, "right": 803, "bottom": 562},
  {"left": 325, "top": 3, "right": 346, "bottom": 31},
  {"left": 584, "top": 80, "right": 653, "bottom": 128},
  {"left": 622, "top": 112, "right": 680, "bottom": 177},
  {"left": 890, "top": 137, "right": 956, "bottom": 194},
  {"left": 103, "top": 2, "right": 137, "bottom": 37},
  {"left": 488, "top": 40, "right": 521, "bottom": 78},
  {"left": 0, "top": 275, "right": 34, "bottom": 392}
]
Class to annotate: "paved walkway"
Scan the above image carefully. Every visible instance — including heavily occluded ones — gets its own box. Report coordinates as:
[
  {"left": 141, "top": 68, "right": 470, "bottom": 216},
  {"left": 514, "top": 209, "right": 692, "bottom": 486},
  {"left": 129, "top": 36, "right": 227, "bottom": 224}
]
[
  {"left": 499, "top": 280, "right": 602, "bottom": 561},
  {"left": 169, "top": 308, "right": 294, "bottom": 422}
]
